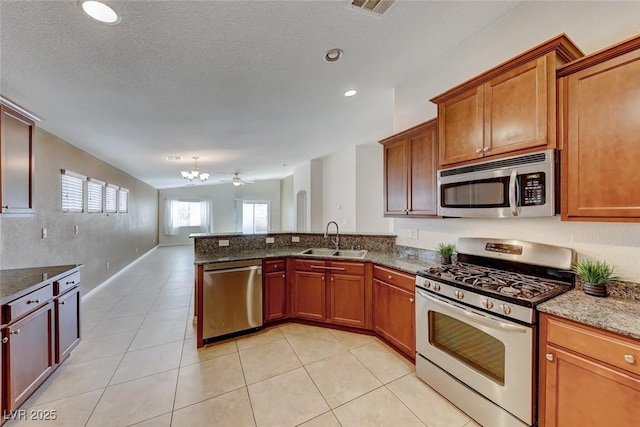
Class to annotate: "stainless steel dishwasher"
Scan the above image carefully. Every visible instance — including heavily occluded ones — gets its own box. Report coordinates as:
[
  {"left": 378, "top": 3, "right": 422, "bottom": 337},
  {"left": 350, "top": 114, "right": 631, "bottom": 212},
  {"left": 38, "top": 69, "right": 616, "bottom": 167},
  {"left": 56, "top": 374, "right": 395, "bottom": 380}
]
[{"left": 203, "top": 259, "right": 262, "bottom": 343}]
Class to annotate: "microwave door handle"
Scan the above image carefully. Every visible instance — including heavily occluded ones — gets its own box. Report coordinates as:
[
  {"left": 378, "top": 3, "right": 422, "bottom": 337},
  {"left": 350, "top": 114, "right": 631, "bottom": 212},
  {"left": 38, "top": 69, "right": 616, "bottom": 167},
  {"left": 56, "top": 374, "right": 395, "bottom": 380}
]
[{"left": 509, "top": 170, "right": 519, "bottom": 216}]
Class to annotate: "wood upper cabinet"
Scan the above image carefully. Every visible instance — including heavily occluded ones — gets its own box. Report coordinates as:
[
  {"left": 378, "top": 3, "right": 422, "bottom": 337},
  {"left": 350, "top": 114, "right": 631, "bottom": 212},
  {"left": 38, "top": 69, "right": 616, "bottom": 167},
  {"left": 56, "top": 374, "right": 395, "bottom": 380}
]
[
  {"left": 0, "top": 103, "right": 35, "bottom": 215},
  {"left": 559, "top": 35, "right": 640, "bottom": 221},
  {"left": 263, "top": 259, "right": 287, "bottom": 323},
  {"left": 380, "top": 119, "right": 438, "bottom": 217},
  {"left": 539, "top": 313, "right": 640, "bottom": 427},
  {"left": 372, "top": 266, "right": 415, "bottom": 359},
  {"left": 431, "top": 34, "right": 583, "bottom": 168}
]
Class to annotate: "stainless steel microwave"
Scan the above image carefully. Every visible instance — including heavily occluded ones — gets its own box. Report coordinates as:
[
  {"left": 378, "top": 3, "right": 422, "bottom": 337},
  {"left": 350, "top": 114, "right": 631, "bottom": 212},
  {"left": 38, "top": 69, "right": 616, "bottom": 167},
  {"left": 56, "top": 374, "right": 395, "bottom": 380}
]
[{"left": 438, "top": 149, "right": 557, "bottom": 218}]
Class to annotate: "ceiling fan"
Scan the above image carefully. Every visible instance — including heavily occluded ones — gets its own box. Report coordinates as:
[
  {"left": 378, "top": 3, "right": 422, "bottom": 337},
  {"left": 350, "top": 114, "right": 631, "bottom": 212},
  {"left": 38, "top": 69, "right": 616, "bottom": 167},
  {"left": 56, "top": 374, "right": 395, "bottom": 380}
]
[{"left": 221, "top": 173, "right": 255, "bottom": 186}]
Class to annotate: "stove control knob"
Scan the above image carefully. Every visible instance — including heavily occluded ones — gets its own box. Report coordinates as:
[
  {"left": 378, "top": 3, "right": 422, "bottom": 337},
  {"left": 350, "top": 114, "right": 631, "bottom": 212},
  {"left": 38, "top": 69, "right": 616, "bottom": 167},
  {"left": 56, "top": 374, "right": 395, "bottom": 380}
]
[
  {"left": 433, "top": 283, "right": 441, "bottom": 292},
  {"left": 455, "top": 290, "right": 464, "bottom": 300},
  {"left": 423, "top": 280, "right": 431, "bottom": 289},
  {"left": 481, "top": 299, "right": 494, "bottom": 309},
  {"left": 500, "top": 304, "right": 512, "bottom": 315}
]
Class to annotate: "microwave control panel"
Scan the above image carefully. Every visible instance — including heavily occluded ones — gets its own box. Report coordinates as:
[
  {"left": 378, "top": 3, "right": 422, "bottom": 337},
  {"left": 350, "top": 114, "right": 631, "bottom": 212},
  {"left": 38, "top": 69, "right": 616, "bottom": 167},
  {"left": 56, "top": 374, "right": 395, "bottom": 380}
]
[{"left": 519, "top": 173, "right": 545, "bottom": 206}]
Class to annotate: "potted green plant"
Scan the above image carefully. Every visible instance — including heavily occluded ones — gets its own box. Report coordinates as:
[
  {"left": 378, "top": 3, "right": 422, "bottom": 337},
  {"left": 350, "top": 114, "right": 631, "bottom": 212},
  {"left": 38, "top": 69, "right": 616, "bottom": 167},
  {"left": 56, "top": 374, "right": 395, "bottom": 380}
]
[
  {"left": 573, "top": 259, "right": 620, "bottom": 298},
  {"left": 436, "top": 242, "right": 456, "bottom": 265}
]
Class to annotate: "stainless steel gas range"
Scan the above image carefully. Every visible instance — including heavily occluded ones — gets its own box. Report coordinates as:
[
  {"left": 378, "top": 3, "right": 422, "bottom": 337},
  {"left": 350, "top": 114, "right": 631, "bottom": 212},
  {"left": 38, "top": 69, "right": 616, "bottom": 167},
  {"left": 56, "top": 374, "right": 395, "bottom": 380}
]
[{"left": 415, "top": 238, "right": 575, "bottom": 427}]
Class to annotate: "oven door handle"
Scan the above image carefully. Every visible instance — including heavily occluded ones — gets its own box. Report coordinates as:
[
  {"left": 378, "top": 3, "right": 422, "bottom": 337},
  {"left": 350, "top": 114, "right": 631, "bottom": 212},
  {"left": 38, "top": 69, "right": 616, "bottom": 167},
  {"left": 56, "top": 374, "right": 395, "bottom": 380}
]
[
  {"left": 509, "top": 169, "right": 519, "bottom": 217},
  {"left": 420, "top": 290, "right": 529, "bottom": 333}
]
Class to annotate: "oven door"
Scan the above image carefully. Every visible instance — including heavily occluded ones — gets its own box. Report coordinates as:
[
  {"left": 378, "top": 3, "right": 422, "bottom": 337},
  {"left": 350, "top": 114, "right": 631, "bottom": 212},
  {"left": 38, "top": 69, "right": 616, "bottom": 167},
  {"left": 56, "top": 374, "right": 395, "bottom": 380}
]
[{"left": 416, "top": 289, "right": 534, "bottom": 425}]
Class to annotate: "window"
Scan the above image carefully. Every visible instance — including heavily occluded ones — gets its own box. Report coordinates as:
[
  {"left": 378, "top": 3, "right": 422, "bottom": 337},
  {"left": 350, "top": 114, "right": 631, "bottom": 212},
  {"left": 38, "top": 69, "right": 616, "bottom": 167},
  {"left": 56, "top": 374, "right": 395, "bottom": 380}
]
[
  {"left": 175, "top": 201, "right": 201, "bottom": 227},
  {"left": 118, "top": 188, "right": 129, "bottom": 213},
  {"left": 105, "top": 184, "right": 117, "bottom": 213},
  {"left": 242, "top": 201, "right": 270, "bottom": 233},
  {"left": 87, "top": 178, "right": 104, "bottom": 213},
  {"left": 61, "top": 169, "right": 84, "bottom": 212}
]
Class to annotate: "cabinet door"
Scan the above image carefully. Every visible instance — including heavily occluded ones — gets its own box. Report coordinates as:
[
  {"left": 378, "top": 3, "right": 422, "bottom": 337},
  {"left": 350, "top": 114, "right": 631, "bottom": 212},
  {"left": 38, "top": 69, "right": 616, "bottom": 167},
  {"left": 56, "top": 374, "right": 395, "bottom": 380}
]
[
  {"left": 543, "top": 345, "right": 640, "bottom": 427},
  {"left": 408, "top": 125, "right": 438, "bottom": 216},
  {"left": 293, "top": 270, "right": 326, "bottom": 321},
  {"left": 484, "top": 56, "right": 550, "bottom": 157},
  {"left": 373, "top": 279, "right": 415, "bottom": 358},
  {"left": 264, "top": 271, "right": 286, "bottom": 322},
  {"left": 438, "top": 86, "right": 483, "bottom": 166},
  {"left": 4, "top": 302, "right": 55, "bottom": 412},
  {"left": 383, "top": 138, "right": 408, "bottom": 215},
  {"left": 563, "top": 49, "right": 640, "bottom": 220},
  {"left": 56, "top": 287, "right": 81, "bottom": 363},
  {"left": 328, "top": 273, "right": 366, "bottom": 328},
  {"left": 0, "top": 105, "right": 34, "bottom": 214}
]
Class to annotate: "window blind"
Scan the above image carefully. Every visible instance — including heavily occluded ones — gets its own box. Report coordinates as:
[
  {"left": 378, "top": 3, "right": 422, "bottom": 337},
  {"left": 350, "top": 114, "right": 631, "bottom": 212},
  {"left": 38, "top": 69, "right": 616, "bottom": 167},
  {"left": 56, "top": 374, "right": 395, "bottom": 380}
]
[
  {"left": 105, "top": 184, "right": 117, "bottom": 212},
  {"left": 61, "top": 170, "right": 84, "bottom": 212},
  {"left": 87, "top": 178, "right": 105, "bottom": 213},
  {"left": 118, "top": 188, "right": 129, "bottom": 213}
]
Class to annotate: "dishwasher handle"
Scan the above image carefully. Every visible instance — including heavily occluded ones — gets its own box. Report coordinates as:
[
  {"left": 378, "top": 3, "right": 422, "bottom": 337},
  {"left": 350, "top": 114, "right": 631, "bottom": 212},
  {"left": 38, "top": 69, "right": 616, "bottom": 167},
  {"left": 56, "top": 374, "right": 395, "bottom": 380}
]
[{"left": 205, "top": 265, "right": 262, "bottom": 275}]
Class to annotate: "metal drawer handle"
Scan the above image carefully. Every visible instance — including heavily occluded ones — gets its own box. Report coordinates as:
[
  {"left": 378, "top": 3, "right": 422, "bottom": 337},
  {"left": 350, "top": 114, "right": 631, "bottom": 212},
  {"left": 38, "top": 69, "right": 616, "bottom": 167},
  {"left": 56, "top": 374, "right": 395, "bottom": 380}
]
[
  {"left": 27, "top": 299, "right": 40, "bottom": 304},
  {"left": 310, "top": 265, "right": 346, "bottom": 271},
  {"left": 546, "top": 353, "right": 554, "bottom": 362},
  {"left": 66, "top": 281, "right": 75, "bottom": 285},
  {"left": 624, "top": 354, "right": 636, "bottom": 364},
  {"left": 11, "top": 329, "right": 20, "bottom": 335}
]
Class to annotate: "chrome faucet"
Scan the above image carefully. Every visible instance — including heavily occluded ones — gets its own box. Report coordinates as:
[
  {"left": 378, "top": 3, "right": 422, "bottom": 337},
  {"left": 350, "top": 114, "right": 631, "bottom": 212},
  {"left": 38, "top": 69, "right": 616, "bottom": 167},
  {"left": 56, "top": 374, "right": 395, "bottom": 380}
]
[{"left": 324, "top": 221, "right": 340, "bottom": 251}]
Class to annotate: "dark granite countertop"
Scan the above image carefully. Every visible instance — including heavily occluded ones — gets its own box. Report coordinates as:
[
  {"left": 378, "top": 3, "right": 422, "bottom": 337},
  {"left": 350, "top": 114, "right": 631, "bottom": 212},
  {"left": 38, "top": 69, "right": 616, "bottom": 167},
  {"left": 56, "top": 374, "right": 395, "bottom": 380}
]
[
  {"left": 194, "top": 248, "right": 437, "bottom": 275},
  {"left": 0, "top": 265, "right": 83, "bottom": 305},
  {"left": 538, "top": 289, "right": 640, "bottom": 340}
]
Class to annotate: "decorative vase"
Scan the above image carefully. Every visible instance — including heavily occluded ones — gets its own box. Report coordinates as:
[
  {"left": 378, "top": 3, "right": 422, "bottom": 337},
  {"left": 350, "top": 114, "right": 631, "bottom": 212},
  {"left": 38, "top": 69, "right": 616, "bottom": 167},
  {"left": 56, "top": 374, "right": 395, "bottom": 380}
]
[
  {"left": 440, "top": 256, "right": 452, "bottom": 265},
  {"left": 583, "top": 282, "right": 607, "bottom": 298}
]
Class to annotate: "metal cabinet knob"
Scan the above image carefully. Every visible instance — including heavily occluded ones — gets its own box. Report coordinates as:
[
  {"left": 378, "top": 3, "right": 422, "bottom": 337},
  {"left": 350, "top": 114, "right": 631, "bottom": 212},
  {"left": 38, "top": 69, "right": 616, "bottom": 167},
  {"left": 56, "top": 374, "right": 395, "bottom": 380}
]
[
  {"left": 624, "top": 354, "right": 636, "bottom": 364},
  {"left": 60, "top": 301, "right": 66, "bottom": 305},
  {"left": 475, "top": 147, "right": 482, "bottom": 153},
  {"left": 331, "top": 277, "right": 334, "bottom": 282},
  {"left": 11, "top": 329, "right": 20, "bottom": 335},
  {"left": 483, "top": 147, "right": 490, "bottom": 152},
  {"left": 1, "top": 337, "right": 7, "bottom": 344},
  {"left": 409, "top": 297, "right": 415, "bottom": 303},
  {"left": 281, "top": 274, "right": 285, "bottom": 278},
  {"left": 546, "top": 353, "right": 554, "bottom": 362},
  {"left": 388, "top": 275, "right": 393, "bottom": 280},
  {"left": 274, "top": 265, "right": 278, "bottom": 269}
]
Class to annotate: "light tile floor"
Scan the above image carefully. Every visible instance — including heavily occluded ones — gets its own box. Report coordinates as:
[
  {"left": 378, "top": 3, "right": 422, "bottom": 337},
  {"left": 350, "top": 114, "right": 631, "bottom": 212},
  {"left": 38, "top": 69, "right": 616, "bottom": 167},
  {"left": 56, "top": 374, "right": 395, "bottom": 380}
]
[{"left": 7, "top": 246, "right": 480, "bottom": 427}]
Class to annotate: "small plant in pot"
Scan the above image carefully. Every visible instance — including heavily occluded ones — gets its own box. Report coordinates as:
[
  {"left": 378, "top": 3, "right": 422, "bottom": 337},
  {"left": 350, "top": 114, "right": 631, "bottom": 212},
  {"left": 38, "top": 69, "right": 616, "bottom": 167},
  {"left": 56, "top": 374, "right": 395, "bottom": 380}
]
[
  {"left": 573, "top": 259, "right": 620, "bottom": 298},
  {"left": 437, "top": 243, "right": 456, "bottom": 265}
]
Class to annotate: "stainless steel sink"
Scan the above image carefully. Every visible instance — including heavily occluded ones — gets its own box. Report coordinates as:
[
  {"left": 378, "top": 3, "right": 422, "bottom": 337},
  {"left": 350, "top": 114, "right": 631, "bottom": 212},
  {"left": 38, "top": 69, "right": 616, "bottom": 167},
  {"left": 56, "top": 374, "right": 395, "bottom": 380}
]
[
  {"left": 298, "top": 248, "right": 368, "bottom": 259},
  {"left": 334, "top": 249, "right": 367, "bottom": 258}
]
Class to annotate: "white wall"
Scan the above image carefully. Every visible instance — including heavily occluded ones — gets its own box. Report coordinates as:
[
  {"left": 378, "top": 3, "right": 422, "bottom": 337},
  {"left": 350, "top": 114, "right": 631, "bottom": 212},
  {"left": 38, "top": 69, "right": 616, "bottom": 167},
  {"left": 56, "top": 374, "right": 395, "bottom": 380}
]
[
  {"left": 356, "top": 144, "right": 392, "bottom": 233},
  {"left": 392, "top": 1, "right": 640, "bottom": 280},
  {"left": 293, "top": 159, "right": 324, "bottom": 232},
  {"left": 322, "top": 147, "right": 357, "bottom": 232},
  {"left": 280, "top": 174, "right": 294, "bottom": 231},
  {"left": 158, "top": 179, "right": 282, "bottom": 245}
]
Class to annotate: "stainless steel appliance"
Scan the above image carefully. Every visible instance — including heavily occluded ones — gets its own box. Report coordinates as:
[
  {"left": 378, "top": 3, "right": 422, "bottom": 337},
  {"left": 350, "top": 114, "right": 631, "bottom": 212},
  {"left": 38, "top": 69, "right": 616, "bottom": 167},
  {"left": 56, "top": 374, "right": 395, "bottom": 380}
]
[
  {"left": 438, "top": 149, "right": 557, "bottom": 218},
  {"left": 203, "top": 259, "right": 262, "bottom": 343},
  {"left": 415, "top": 238, "right": 575, "bottom": 427}
]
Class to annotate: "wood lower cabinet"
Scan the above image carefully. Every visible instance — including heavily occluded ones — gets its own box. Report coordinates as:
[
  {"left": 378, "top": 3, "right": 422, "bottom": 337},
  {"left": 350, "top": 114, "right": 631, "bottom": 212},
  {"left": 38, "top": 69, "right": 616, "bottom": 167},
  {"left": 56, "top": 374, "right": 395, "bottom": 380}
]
[
  {"left": 380, "top": 119, "right": 438, "bottom": 217},
  {"left": 372, "top": 266, "right": 415, "bottom": 359},
  {"left": 293, "top": 269, "right": 326, "bottom": 321},
  {"left": 55, "top": 287, "right": 81, "bottom": 363},
  {"left": 539, "top": 313, "right": 640, "bottom": 426},
  {"left": 291, "top": 259, "right": 370, "bottom": 328},
  {"left": 431, "top": 34, "right": 582, "bottom": 168},
  {"left": 263, "top": 259, "right": 287, "bottom": 323},
  {"left": 3, "top": 302, "right": 55, "bottom": 412},
  {"left": 559, "top": 35, "right": 640, "bottom": 221}
]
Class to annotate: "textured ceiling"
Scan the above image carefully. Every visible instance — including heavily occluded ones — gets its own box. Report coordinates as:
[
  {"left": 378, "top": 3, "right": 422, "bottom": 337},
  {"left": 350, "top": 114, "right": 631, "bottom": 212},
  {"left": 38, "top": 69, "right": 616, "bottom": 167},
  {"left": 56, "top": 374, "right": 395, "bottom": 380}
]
[{"left": 0, "top": 0, "right": 523, "bottom": 189}]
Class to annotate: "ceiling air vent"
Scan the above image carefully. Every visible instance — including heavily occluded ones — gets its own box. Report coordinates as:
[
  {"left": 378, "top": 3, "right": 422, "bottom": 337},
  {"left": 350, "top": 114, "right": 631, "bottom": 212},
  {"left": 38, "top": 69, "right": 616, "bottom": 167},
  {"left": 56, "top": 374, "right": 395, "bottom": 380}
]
[{"left": 348, "top": 0, "right": 395, "bottom": 16}]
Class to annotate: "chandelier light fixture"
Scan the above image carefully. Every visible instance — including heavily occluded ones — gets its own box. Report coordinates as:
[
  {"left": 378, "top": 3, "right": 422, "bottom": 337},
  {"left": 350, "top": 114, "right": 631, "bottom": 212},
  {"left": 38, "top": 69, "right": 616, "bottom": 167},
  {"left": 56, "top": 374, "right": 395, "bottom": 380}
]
[{"left": 181, "top": 157, "right": 210, "bottom": 182}]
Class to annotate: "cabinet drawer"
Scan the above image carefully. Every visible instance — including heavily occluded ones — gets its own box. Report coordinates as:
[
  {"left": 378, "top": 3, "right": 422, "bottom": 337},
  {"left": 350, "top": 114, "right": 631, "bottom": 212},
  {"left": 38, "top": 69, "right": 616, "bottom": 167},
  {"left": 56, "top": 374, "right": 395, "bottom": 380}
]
[
  {"left": 546, "top": 316, "right": 640, "bottom": 376},
  {"left": 327, "top": 261, "right": 365, "bottom": 276},
  {"left": 293, "top": 259, "right": 326, "bottom": 272},
  {"left": 373, "top": 266, "right": 415, "bottom": 292},
  {"left": 4, "top": 284, "right": 54, "bottom": 324},
  {"left": 264, "top": 259, "right": 286, "bottom": 273},
  {"left": 54, "top": 271, "right": 80, "bottom": 295}
]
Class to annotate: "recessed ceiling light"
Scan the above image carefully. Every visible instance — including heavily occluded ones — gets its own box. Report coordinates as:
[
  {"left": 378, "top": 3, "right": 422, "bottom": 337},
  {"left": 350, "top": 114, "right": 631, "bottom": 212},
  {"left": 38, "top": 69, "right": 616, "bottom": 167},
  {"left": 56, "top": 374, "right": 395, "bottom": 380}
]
[
  {"left": 324, "top": 48, "right": 344, "bottom": 63},
  {"left": 79, "top": 1, "right": 121, "bottom": 25},
  {"left": 344, "top": 89, "right": 357, "bottom": 97}
]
